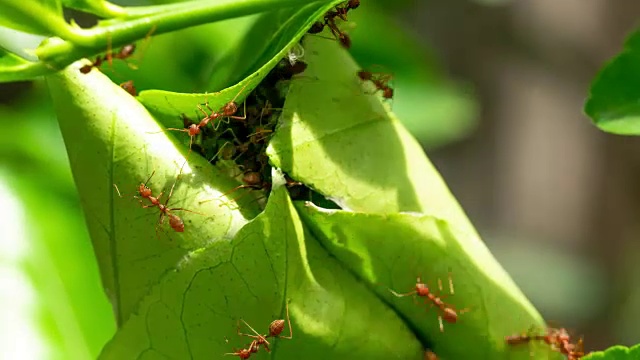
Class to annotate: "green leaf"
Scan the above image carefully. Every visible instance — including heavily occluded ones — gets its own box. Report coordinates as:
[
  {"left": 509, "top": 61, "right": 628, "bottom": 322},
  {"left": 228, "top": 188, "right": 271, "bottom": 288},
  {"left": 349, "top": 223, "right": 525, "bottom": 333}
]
[
  {"left": 138, "top": 0, "right": 342, "bottom": 120},
  {"left": 46, "top": 63, "right": 262, "bottom": 325},
  {"left": 584, "top": 28, "right": 640, "bottom": 134},
  {"left": 0, "top": 0, "right": 63, "bottom": 35},
  {"left": 296, "top": 203, "right": 556, "bottom": 359},
  {"left": 348, "top": 6, "right": 478, "bottom": 148},
  {"left": 268, "top": 35, "right": 477, "bottom": 228},
  {"left": 267, "top": 34, "right": 551, "bottom": 358},
  {"left": 99, "top": 176, "right": 423, "bottom": 359},
  {"left": 0, "top": 47, "right": 50, "bottom": 84},
  {"left": 584, "top": 343, "right": 640, "bottom": 359},
  {"left": 0, "top": 83, "right": 115, "bottom": 358}
]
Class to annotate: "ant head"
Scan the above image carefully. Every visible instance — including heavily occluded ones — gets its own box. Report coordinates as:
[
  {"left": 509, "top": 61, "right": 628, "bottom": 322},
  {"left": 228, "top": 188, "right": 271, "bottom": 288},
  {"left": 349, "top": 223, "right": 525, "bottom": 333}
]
[
  {"left": 120, "top": 44, "right": 136, "bottom": 57},
  {"left": 188, "top": 124, "right": 200, "bottom": 136},
  {"left": 383, "top": 88, "right": 394, "bottom": 99},
  {"left": 442, "top": 308, "right": 457, "bottom": 323},
  {"left": 349, "top": 0, "right": 360, "bottom": 9},
  {"left": 169, "top": 214, "right": 184, "bottom": 232},
  {"left": 120, "top": 80, "right": 136, "bottom": 96},
  {"left": 268, "top": 319, "right": 285, "bottom": 336},
  {"left": 138, "top": 183, "right": 152, "bottom": 197},
  {"left": 79, "top": 65, "right": 93, "bottom": 74},
  {"left": 357, "top": 70, "right": 375, "bottom": 82},
  {"left": 222, "top": 102, "right": 239, "bottom": 117},
  {"left": 415, "top": 282, "right": 429, "bottom": 296}
]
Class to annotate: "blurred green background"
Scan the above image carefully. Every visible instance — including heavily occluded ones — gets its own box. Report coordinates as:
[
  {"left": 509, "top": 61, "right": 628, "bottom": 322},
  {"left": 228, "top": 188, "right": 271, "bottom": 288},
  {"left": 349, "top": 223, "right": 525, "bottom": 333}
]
[{"left": 1, "top": 0, "right": 639, "bottom": 358}]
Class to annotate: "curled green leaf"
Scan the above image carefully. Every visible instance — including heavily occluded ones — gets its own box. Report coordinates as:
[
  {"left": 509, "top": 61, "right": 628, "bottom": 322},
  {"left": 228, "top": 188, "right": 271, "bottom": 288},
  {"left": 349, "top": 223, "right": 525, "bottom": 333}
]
[
  {"left": 99, "top": 174, "right": 424, "bottom": 359},
  {"left": 267, "top": 35, "right": 476, "bottom": 231},
  {"left": 138, "top": 0, "right": 343, "bottom": 120},
  {"left": 47, "top": 63, "right": 261, "bottom": 325},
  {"left": 296, "top": 203, "right": 557, "bottom": 359}
]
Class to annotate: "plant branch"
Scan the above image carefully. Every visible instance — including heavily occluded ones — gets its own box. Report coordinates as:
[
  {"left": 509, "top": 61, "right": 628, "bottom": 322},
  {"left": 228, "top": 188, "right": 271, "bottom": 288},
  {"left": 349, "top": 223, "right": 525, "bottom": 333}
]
[{"left": 35, "top": 0, "right": 328, "bottom": 65}]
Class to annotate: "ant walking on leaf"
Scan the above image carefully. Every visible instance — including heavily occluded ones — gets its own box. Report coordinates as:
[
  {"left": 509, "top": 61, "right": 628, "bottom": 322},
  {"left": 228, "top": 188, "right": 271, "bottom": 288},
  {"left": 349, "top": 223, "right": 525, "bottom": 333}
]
[
  {"left": 506, "top": 327, "right": 585, "bottom": 360},
  {"left": 308, "top": 0, "right": 360, "bottom": 48},
  {"left": 357, "top": 69, "right": 394, "bottom": 100},
  {"left": 389, "top": 272, "right": 470, "bottom": 332},
  {"left": 113, "top": 162, "right": 204, "bottom": 240},
  {"left": 225, "top": 300, "right": 293, "bottom": 358},
  {"left": 159, "top": 82, "right": 250, "bottom": 153},
  {"left": 79, "top": 26, "right": 156, "bottom": 74}
]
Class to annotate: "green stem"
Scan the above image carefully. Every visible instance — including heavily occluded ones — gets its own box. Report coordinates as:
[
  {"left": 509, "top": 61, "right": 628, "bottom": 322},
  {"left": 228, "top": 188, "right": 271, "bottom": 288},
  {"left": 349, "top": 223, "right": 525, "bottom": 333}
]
[{"left": 36, "top": 0, "right": 326, "bottom": 61}]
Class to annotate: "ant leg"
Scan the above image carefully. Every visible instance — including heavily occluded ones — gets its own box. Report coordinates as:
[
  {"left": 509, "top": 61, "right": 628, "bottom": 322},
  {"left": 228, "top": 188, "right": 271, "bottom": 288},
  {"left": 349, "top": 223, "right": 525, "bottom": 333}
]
[
  {"left": 164, "top": 172, "right": 181, "bottom": 207},
  {"left": 168, "top": 207, "right": 206, "bottom": 216},
  {"left": 143, "top": 171, "right": 156, "bottom": 187},
  {"left": 447, "top": 271, "right": 455, "bottom": 295},
  {"left": 388, "top": 289, "right": 417, "bottom": 298},
  {"left": 213, "top": 116, "right": 232, "bottom": 131},
  {"left": 196, "top": 104, "right": 210, "bottom": 119},
  {"left": 438, "top": 316, "right": 444, "bottom": 333},
  {"left": 279, "top": 300, "right": 293, "bottom": 339},
  {"left": 248, "top": 129, "right": 273, "bottom": 144},
  {"left": 106, "top": 32, "right": 113, "bottom": 67},
  {"left": 147, "top": 127, "right": 190, "bottom": 135},
  {"left": 209, "top": 140, "right": 234, "bottom": 163},
  {"left": 237, "top": 319, "right": 271, "bottom": 350},
  {"left": 155, "top": 212, "right": 166, "bottom": 241},
  {"left": 237, "top": 319, "right": 262, "bottom": 339},
  {"left": 128, "top": 25, "right": 156, "bottom": 70},
  {"left": 113, "top": 184, "right": 124, "bottom": 197}
]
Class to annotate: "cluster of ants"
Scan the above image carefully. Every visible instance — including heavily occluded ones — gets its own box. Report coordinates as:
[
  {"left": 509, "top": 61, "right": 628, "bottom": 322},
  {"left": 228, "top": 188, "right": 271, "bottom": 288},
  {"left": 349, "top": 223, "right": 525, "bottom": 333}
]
[
  {"left": 308, "top": 0, "right": 359, "bottom": 49},
  {"left": 505, "top": 327, "right": 585, "bottom": 360},
  {"left": 94, "top": 0, "right": 395, "bottom": 242}
]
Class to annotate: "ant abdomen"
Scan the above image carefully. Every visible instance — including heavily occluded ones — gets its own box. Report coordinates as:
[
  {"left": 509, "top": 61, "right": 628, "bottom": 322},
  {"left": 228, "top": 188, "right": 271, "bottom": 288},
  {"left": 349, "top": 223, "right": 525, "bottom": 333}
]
[
  {"left": 268, "top": 319, "right": 285, "bottom": 336},
  {"left": 442, "top": 308, "right": 457, "bottom": 323},
  {"left": 169, "top": 214, "right": 184, "bottom": 232}
]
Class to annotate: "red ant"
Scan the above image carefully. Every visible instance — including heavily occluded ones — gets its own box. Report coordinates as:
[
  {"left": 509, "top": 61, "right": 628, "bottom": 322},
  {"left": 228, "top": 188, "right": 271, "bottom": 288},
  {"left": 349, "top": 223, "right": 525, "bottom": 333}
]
[
  {"left": 225, "top": 300, "right": 293, "bottom": 358},
  {"left": 425, "top": 350, "right": 438, "bottom": 360},
  {"left": 389, "top": 273, "right": 469, "bottom": 332},
  {"left": 162, "top": 83, "right": 249, "bottom": 151},
  {"left": 357, "top": 69, "right": 394, "bottom": 99},
  {"left": 540, "top": 328, "right": 585, "bottom": 360},
  {"left": 506, "top": 327, "right": 585, "bottom": 360},
  {"left": 80, "top": 44, "right": 137, "bottom": 74},
  {"left": 307, "top": 0, "right": 359, "bottom": 48},
  {"left": 80, "top": 26, "right": 156, "bottom": 74},
  {"left": 225, "top": 341, "right": 259, "bottom": 360},
  {"left": 120, "top": 80, "right": 137, "bottom": 96},
  {"left": 113, "top": 166, "right": 203, "bottom": 239},
  {"left": 326, "top": 17, "right": 351, "bottom": 49}
]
